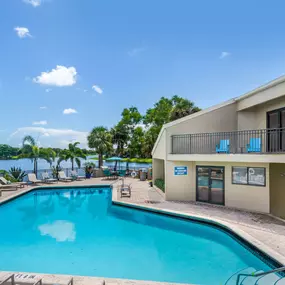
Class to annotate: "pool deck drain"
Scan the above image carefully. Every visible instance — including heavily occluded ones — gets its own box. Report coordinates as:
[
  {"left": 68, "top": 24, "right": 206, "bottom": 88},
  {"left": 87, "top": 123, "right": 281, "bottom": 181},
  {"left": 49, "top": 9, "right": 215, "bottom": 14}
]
[{"left": 0, "top": 177, "right": 285, "bottom": 284}]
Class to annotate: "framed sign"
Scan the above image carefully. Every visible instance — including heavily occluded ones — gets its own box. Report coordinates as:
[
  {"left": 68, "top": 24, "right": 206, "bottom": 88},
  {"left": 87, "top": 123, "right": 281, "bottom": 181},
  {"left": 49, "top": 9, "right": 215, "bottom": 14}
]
[{"left": 174, "top": 166, "right": 188, "bottom": 176}]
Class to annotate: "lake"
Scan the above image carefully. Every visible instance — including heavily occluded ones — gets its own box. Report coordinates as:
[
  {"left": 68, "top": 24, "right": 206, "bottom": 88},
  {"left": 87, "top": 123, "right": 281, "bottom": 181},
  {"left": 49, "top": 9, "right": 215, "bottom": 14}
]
[{"left": 0, "top": 157, "right": 152, "bottom": 172}]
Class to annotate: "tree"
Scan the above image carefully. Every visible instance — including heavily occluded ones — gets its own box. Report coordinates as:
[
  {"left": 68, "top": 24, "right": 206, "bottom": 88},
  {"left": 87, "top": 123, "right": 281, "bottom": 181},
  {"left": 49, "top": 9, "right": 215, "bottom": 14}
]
[
  {"left": 21, "top": 135, "right": 56, "bottom": 174},
  {"left": 128, "top": 126, "right": 145, "bottom": 157},
  {"left": 143, "top": 96, "right": 200, "bottom": 156},
  {"left": 87, "top": 126, "right": 112, "bottom": 168},
  {"left": 170, "top": 95, "right": 201, "bottom": 121},
  {"left": 59, "top": 142, "right": 86, "bottom": 170},
  {"left": 110, "top": 123, "right": 129, "bottom": 156},
  {"left": 0, "top": 144, "right": 20, "bottom": 159}
]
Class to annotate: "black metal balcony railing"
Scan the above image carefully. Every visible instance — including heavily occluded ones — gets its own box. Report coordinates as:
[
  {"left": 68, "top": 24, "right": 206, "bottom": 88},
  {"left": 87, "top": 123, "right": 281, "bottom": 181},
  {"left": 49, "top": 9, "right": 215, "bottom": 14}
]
[{"left": 171, "top": 128, "right": 285, "bottom": 155}]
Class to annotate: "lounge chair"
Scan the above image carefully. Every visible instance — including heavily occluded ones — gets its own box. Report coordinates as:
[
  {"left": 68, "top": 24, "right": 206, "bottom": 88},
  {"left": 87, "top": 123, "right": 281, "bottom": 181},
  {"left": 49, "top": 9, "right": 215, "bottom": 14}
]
[
  {"left": 247, "top": 138, "right": 262, "bottom": 153},
  {"left": 42, "top": 172, "right": 58, "bottom": 183},
  {"left": 58, "top": 171, "right": 73, "bottom": 182},
  {"left": 0, "top": 177, "right": 26, "bottom": 189},
  {"left": 216, "top": 139, "right": 230, "bottom": 153},
  {"left": 119, "top": 183, "right": 132, "bottom": 198},
  {"left": 0, "top": 183, "right": 20, "bottom": 191},
  {"left": 70, "top": 170, "right": 85, "bottom": 180},
  {"left": 28, "top": 173, "right": 42, "bottom": 185}
]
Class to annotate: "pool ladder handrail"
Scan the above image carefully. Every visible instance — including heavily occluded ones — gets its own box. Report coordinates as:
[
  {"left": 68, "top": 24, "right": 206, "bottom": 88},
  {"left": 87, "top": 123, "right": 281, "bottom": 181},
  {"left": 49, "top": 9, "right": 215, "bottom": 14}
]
[{"left": 236, "top": 266, "right": 285, "bottom": 285}]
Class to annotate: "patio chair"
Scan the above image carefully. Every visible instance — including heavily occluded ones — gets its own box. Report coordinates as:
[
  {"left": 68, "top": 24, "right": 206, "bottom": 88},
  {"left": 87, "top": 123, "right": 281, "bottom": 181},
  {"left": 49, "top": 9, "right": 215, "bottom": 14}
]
[
  {"left": 247, "top": 137, "right": 262, "bottom": 153},
  {"left": 58, "top": 171, "right": 73, "bottom": 182},
  {"left": 42, "top": 172, "right": 58, "bottom": 183},
  {"left": 70, "top": 170, "right": 85, "bottom": 180},
  {"left": 118, "top": 170, "right": 126, "bottom": 177},
  {"left": 102, "top": 168, "right": 112, "bottom": 180},
  {"left": 119, "top": 183, "right": 132, "bottom": 198},
  {"left": 0, "top": 176, "right": 26, "bottom": 189},
  {"left": 28, "top": 173, "right": 43, "bottom": 185},
  {"left": 216, "top": 139, "right": 230, "bottom": 153}
]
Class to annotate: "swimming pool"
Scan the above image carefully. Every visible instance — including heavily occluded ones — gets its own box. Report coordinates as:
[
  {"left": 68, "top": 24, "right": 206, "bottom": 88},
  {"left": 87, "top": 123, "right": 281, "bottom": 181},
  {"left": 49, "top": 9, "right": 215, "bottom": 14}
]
[{"left": 0, "top": 186, "right": 277, "bottom": 284}]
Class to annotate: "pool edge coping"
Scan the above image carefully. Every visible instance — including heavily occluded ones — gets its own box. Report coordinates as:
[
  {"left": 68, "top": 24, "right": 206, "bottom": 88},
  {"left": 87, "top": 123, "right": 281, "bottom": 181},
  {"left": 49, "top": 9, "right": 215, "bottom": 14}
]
[{"left": 112, "top": 200, "right": 285, "bottom": 267}]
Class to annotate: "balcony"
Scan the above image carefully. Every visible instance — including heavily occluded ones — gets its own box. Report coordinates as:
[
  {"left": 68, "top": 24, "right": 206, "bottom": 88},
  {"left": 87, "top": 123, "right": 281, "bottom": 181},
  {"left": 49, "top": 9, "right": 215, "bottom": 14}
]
[{"left": 171, "top": 128, "right": 285, "bottom": 155}]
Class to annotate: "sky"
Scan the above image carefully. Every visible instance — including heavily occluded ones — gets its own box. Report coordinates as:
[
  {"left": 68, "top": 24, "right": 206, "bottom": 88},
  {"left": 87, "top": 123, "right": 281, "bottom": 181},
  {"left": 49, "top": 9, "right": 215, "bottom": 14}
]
[{"left": 0, "top": 0, "right": 285, "bottom": 148}]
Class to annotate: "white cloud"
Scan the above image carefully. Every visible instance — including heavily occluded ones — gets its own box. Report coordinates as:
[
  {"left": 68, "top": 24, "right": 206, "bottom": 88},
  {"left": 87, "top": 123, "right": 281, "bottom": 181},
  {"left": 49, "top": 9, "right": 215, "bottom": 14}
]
[
  {"left": 92, "top": 85, "right": 103, "bottom": 94},
  {"left": 220, "top": 51, "right": 231, "bottom": 59},
  {"left": 23, "top": 0, "right": 41, "bottom": 7},
  {"left": 128, "top": 47, "right": 146, "bottom": 57},
  {"left": 39, "top": 106, "right": 47, "bottom": 110},
  {"left": 33, "top": 120, "right": 47, "bottom": 125},
  {"left": 14, "top": 27, "right": 32, "bottom": 38},
  {"left": 39, "top": 220, "right": 76, "bottom": 242},
  {"left": 45, "top": 88, "right": 52, "bottom": 93},
  {"left": 10, "top": 126, "right": 88, "bottom": 148},
  {"left": 63, "top": 108, "right": 77, "bottom": 115},
  {"left": 33, "top": 65, "right": 77, "bottom": 87}
]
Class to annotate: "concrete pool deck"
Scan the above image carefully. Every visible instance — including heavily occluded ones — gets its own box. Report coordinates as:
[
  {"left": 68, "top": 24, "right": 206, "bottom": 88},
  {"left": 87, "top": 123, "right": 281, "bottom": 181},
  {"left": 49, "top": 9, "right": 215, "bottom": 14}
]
[{"left": 0, "top": 177, "right": 285, "bottom": 284}]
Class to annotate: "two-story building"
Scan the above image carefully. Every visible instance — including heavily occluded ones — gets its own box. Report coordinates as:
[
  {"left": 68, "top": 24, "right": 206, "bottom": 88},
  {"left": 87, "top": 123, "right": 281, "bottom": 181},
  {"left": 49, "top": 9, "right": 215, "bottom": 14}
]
[{"left": 152, "top": 76, "right": 285, "bottom": 219}]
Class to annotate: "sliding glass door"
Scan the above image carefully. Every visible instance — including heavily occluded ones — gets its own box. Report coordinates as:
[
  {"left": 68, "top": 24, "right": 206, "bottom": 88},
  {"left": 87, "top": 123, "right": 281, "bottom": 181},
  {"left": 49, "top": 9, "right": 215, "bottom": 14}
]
[
  {"left": 196, "top": 166, "right": 224, "bottom": 205},
  {"left": 267, "top": 108, "right": 285, "bottom": 152}
]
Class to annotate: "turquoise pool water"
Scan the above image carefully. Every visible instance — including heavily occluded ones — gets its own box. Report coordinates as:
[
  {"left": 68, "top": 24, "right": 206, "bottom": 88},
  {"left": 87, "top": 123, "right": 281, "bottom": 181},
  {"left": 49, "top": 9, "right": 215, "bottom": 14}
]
[{"left": 0, "top": 187, "right": 273, "bottom": 284}]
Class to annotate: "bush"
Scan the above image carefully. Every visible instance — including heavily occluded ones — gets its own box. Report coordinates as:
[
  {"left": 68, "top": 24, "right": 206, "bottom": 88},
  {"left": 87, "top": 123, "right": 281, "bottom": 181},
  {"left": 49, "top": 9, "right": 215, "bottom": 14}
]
[{"left": 154, "top": 178, "right": 165, "bottom": 192}]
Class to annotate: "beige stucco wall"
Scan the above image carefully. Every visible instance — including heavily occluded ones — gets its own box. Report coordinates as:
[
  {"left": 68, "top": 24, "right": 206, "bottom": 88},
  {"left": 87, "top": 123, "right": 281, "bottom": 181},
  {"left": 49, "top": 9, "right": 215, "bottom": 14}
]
[
  {"left": 164, "top": 160, "right": 270, "bottom": 213},
  {"left": 152, "top": 129, "right": 166, "bottom": 159},
  {"left": 270, "top": 163, "right": 285, "bottom": 219},
  {"left": 152, "top": 158, "right": 165, "bottom": 183},
  {"left": 165, "top": 160, "right": 195, "bottom": 201},
  {"left": 166, "top": 103, "right": 237, "bottom": 154},
  {"left": 238, "top": 96, "right": 285, "bottom": 130},
  {"left": 237, "top": 80, "right": 285, "bottom": 111}
]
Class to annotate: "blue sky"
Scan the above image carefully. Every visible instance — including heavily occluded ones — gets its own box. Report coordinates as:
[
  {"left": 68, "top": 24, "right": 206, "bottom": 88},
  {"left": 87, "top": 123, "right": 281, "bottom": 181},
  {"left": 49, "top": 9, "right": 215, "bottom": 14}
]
[{"left": 0, "top": 0, "right": 285, "bottom": 148}]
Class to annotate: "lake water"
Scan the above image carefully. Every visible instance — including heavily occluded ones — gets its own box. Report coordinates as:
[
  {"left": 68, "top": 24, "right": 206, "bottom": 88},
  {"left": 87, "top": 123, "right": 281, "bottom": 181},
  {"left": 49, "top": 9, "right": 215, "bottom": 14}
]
[{"left": 0, "top": 157, "right": 151, "bottom": 172}]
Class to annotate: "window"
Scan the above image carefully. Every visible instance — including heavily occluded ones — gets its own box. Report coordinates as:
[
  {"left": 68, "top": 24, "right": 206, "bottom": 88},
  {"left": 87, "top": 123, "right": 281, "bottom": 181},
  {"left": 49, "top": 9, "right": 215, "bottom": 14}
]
[{"left": 232, "top": 167, "right": 266, "bottom": 186}]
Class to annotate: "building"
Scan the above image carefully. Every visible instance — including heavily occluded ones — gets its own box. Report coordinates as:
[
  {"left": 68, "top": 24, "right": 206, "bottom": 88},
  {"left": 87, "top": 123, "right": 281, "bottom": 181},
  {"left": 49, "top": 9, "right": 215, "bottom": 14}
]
[{"left": 152, "top": 76, "right": 285, "bottom": 219}]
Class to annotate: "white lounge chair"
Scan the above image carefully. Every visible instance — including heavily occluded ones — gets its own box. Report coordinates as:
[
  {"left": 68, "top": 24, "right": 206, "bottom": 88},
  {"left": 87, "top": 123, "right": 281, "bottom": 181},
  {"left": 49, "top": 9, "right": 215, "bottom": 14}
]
[
  {"left": 58, "top": 171, "right": 73, "bottom": 182},
  {"left": 0, "top": 177, "right": 26, "bottom": 190},
  {"left": 42, "top": 172, "right": 58, "bottom": 183},
  {"left": 28, "top": 173, "right": 42, "bottom": 185},
  {"left": 70, "top": 170, "right": 85, "bottom": 180}
]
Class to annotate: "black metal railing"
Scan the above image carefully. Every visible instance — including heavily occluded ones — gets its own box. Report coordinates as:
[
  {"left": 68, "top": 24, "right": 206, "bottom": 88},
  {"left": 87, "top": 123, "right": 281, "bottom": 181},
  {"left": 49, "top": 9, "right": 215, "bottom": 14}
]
[{"left": 171, "top": 128, "right": 285, "bottom": 154}]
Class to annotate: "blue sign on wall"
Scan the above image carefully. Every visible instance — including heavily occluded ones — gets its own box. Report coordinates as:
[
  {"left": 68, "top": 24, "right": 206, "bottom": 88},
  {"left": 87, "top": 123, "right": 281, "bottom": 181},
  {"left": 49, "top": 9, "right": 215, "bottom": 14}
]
[{"left": 174, "top": 166, "right": 188, "bottom": 176}]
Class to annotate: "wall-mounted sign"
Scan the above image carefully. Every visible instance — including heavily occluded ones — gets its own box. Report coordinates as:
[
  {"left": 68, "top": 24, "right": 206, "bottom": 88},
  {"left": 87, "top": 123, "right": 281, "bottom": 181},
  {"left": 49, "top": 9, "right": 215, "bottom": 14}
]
[{"left": 174, "top": 166, "right": 188, "bottom": 176}]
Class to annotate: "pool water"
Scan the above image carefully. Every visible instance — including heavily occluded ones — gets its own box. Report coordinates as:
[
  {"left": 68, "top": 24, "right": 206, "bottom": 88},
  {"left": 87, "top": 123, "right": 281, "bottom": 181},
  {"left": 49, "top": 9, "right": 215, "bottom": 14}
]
[{"left": 0, "top": 187, "right": 273, "bottom": 284}]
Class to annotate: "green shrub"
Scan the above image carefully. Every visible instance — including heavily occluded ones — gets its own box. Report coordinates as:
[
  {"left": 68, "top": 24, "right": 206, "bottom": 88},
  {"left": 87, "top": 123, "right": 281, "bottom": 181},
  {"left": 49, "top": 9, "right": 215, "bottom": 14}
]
[{"left": 154, "top": 178, "right": 165, "bottom": 192}]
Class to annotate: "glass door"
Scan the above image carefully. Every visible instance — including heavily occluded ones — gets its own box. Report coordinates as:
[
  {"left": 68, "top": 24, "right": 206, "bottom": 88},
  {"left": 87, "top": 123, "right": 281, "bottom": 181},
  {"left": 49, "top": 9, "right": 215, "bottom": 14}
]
[
  {"left": 196, "top": 166, "right": 224, "bottom": 205},
  {"left": 267, "top": 108, "right": 285, "bottom": 152}
]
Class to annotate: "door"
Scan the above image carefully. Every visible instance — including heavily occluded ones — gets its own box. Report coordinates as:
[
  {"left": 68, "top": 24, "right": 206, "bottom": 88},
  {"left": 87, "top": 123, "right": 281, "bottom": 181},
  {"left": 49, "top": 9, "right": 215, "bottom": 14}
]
[
  {"left": 196, "top": 166, "right": 224, "bottom": 205},
  {"left": 267, "top": 108, "right": 285, "bottom": 152}
]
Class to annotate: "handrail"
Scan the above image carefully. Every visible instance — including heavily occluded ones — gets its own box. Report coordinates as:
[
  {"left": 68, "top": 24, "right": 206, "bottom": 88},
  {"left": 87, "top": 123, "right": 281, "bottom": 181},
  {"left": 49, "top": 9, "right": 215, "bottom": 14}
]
[{"left": 236, "top": 266, "right": 285, "bottom": 285}]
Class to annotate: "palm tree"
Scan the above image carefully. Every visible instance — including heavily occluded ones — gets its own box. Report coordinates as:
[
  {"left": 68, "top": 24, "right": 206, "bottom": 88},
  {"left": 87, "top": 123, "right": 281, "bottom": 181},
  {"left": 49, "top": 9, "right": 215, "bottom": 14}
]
[
  {"left": 87, "top": 126, "right": 112, "bottom": 168},
  {"left": 21, "top": 135, "right": 56, "bottom": 174},
  {"left": 170, "top": 95, "right": 201, "bottom": 121},
  {"left": 59, "top": 142, "right": 86, "bottom": 170},
  {"left": 110, "top": 124, "right": 129, "bottom": 156}
]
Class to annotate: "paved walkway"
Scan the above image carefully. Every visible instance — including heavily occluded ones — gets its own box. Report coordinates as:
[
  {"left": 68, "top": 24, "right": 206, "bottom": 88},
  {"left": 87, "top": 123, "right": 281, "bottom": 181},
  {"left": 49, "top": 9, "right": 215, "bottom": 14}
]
[{"left": 1, "top": 177, "right": 285, "bottom": 264}]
